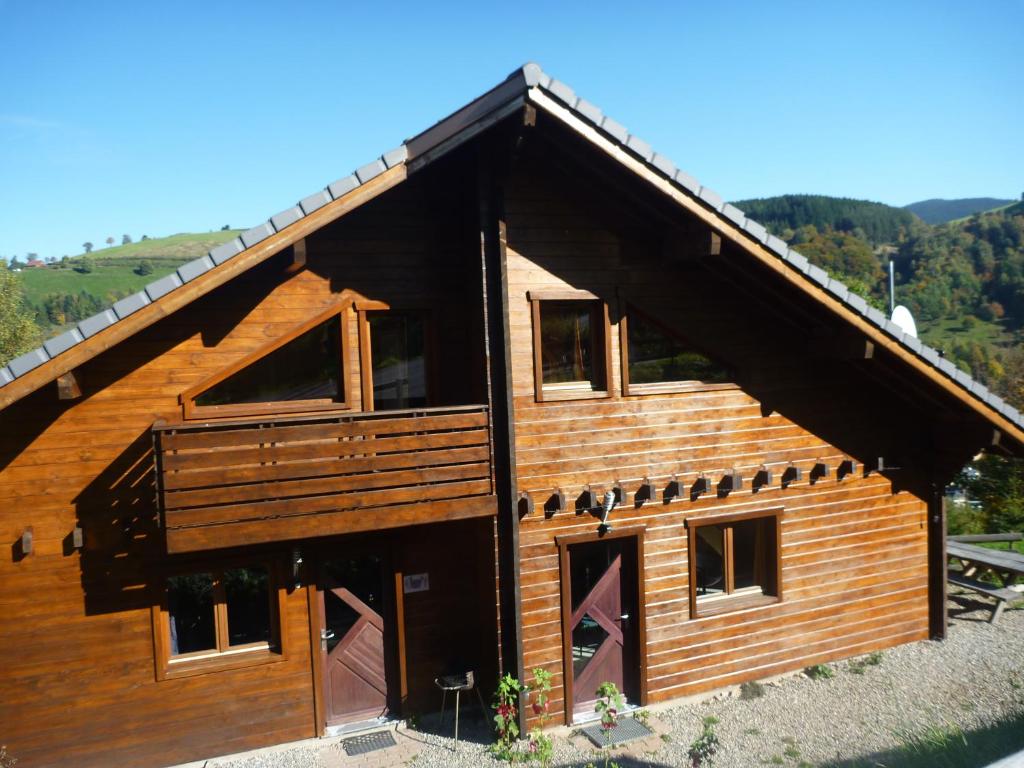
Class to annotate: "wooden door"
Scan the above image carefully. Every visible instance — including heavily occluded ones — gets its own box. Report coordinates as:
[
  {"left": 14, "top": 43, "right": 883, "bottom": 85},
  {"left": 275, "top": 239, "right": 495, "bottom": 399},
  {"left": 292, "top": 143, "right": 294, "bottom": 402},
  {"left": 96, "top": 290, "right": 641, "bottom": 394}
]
[
  {"left": 319, "top": 556, "right": 391, "bottom": 726},
  {"left": 564, "top": 537, "right": 640, "bottom": 716}
]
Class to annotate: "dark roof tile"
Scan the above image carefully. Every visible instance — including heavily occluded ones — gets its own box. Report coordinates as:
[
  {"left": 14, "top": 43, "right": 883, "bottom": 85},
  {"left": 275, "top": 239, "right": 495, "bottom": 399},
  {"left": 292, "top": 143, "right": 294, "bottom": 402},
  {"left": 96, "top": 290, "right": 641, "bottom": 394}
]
[
  {"left": 547, "top": 78, "right": 578, "bottom": 107},
  {"left": 209, "top": 237, "right": 244, "bottom": 265},
  {"left": 355, "top": 159, "right": 386, "bottom": 184},
  {"left": 521, "top": 62, "right": 544, "bottom": 87},
  {"left": 77, "top": 309, "right": 119, "bottom": 339},
  {"left": 299, "top": 189, "right": 332, "bottom": 215},
  {"left": 43, "top": 328, "right": 84, "bottom": 358},
  {"left": 600, "top": 116, "right": 629, "bottom": 144},
  {"left": 625, "top": 134, "right": 653, "bottom": 161},
  {"left": 7, "top": 347, "right": 49, "bottom": 377},
  {"left": 744, "top": 219, "right": 769, "bottom": 243},
  {"left": 575, "top": 98, "right": 603, "bottom": 125},
  {"left": 766, "top": 234, "right": 789, "bottom": 257},
  {"left": 240, "top": 222, "right": 274, "bottom": 248},
  {"left": 177, "top": 255, "right": 215, "bottom": 283},
  {"left": 722, "top": 204, "right": 746, "bottom": 227},
  {"left": 270, "top": 206, "right": 304, "bottom": 232},
  {"left": 673, "top": 169, "right": 700, "bottom": 195},
  {"left": 145, "top": 273, "right": 184, "bottom": 302},
  {"left": 382, "top": 146, "right": 408, "bottom": 168},
  {"left": 328, "top": 174, "right": 360, "bottom": 200},
  {"left": 826, "top": 279, "right": 850, "bottom": 302},
  {"left": 651, "top": 153, "right": 676, "bottom": 178},
  {"left": 698, "top": 186, "right": 724, "bottom": 211},
  {"left": 113, "top": 291, "right": 151, "bottom": 319}
]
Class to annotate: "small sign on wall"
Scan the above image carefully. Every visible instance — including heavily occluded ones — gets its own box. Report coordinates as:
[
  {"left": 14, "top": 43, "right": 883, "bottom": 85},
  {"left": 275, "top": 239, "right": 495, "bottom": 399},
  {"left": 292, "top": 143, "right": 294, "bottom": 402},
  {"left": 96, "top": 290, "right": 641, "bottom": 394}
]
[{"left": 403, "top": 573, "right": 430, "bottom": 594}]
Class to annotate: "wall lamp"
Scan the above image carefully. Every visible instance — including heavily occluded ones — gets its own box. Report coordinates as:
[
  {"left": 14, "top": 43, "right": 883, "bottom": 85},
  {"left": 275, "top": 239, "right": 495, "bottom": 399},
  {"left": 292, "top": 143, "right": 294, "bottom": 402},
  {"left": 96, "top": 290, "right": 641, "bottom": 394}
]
[
  {"left": 781, "top": 462, "right": 803, "bottom": 488},
  {"left": 599, "top": 488, "right": 618, "bottom": 531}
]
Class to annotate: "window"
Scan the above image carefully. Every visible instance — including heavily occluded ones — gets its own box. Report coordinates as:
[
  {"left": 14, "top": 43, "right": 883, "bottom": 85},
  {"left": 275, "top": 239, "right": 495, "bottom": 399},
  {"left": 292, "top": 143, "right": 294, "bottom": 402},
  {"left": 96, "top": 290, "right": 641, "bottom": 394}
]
[
  {"left": 529, "top": 291, "right": 611, "bottom": 401},
  {"left": 687, "top": 509, "right": 781, "bottom": 618},
  {"left": 182, "top": 304, "right": 350, "bottom": 418},
  {"left": 154, "top": 562, "right": 287, "bottom": 679},
  {"left": 366, "top": 311, "right": 429, "bottom": 410},
  {"left": 620, "top": 307, "right": 732, "bottom": 395}
]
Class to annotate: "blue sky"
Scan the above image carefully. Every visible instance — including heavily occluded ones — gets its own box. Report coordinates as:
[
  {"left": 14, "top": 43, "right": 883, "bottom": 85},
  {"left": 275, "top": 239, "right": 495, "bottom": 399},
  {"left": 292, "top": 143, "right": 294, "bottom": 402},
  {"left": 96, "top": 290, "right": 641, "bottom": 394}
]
[{"left": 1, "top": 1, "right": 1021, "bottom": 259}]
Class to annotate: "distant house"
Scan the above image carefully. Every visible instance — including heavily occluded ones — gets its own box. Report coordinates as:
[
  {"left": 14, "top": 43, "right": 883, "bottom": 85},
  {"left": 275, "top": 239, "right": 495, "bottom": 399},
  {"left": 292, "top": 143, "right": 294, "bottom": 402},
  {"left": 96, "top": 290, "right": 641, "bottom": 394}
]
[
  {"left": 25, "top": 259, "right": 45, "bottom": 268},
  {"left": 1, "top": 64, "right": 1022, "bottom": 768}
]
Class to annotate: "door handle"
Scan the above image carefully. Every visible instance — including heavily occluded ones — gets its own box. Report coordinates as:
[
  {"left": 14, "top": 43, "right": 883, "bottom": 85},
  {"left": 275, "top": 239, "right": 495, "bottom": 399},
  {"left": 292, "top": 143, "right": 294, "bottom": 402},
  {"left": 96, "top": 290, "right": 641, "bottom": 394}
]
[
  {"left": 619, "top": 614, "right": 630, "bottom": 621},
  {"left": 321, "top": 629, "right": 335, "bottom": 640}
]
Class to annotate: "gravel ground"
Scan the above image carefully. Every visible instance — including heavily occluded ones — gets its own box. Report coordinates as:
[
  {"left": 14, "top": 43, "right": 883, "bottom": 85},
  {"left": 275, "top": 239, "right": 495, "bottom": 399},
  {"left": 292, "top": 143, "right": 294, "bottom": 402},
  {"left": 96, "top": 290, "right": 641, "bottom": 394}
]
[{"left": 208, "top": 593, "right": 1024, "bottom": 768}]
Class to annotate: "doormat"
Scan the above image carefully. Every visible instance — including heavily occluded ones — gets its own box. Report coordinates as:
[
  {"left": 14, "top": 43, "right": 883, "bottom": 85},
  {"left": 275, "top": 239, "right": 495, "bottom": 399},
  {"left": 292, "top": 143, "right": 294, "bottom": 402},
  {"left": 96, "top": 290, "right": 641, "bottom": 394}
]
[
  {"left": 340, "top": 730, "right": 397, "bottom": 756},
  {"left": 581, "top": 717, "right": 653, "bottom": 747}
]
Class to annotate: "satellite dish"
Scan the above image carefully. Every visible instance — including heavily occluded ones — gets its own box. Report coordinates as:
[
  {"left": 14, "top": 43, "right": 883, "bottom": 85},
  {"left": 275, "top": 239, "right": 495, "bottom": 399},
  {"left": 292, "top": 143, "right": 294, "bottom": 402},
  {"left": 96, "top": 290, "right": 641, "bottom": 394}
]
[{"left": 891, "top": 305, "right": 918, "bottom": 338}]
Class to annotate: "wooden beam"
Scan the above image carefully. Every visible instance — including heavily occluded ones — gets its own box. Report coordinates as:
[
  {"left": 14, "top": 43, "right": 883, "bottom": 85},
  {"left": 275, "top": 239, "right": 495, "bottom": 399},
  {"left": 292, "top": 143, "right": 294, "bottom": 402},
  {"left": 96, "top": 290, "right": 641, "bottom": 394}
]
[
  {"left": 284, "top": 238, "right": 307, "bottom": 274},
  {"left": 526, "top": 86, "right": 1024, "bottom": 450},
  {"left": 0, "top": 164, "right": 406, "bottom": 412},
  {"left": 56, "top": 370, "right": 82, "bottom": 400}
]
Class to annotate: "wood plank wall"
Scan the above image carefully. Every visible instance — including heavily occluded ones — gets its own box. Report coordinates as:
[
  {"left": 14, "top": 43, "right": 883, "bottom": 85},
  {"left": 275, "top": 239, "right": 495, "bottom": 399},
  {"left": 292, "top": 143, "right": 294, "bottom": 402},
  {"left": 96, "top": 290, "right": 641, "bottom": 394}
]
[
  {"left": 0, "top": 168, "right": 489, "bottom": 768},
  {"left": 503, "top": 151, "right": 930, "bottom": 725}
]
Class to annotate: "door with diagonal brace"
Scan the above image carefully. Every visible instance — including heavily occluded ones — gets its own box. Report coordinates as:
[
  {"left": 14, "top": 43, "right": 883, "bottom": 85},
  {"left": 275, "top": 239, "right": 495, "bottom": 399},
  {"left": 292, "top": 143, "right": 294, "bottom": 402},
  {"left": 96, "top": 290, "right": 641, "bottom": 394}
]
[{"left": 563, "top": 536, "right": 641, "bottom": 716}]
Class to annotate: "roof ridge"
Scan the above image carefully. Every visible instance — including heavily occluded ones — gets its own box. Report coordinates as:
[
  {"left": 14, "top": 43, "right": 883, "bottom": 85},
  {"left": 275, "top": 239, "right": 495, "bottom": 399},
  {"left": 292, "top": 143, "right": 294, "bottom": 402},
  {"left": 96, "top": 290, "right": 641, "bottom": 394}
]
[{"left": 2, "top": 62, "right": 1020, "bottom": 434}]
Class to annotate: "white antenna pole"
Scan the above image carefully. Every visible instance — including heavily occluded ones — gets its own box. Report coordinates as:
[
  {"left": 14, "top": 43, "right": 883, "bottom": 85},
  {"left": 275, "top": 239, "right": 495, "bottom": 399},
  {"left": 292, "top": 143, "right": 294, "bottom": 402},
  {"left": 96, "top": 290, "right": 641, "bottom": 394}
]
[{"left": 889, "top": 260, "right": 895, "bottom": 315}]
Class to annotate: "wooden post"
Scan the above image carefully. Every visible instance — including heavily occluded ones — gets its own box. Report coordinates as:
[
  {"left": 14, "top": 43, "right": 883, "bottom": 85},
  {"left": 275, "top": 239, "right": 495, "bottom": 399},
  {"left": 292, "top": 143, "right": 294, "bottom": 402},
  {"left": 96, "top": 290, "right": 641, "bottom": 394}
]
[
  {"left": 927, "top": 484, "right": 948, "bottom": 640},
  {"left": 478, "top": 143, "right": 526, "bottom": 721}
]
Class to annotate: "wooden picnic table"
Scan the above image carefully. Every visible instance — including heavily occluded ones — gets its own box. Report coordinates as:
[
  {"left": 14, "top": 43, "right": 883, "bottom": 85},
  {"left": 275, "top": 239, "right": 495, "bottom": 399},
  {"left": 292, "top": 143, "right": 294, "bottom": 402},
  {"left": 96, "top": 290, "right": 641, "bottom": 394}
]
[{"left": 947, "top": 540, "right": 1024, "bottom": 622}]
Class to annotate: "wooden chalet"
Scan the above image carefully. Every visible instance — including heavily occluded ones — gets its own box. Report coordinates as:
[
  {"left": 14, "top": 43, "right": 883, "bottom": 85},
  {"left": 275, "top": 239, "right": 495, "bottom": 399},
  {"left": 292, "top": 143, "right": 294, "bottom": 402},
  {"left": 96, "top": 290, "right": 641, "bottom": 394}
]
[{"left": 2, "top": 63, "right": 1022, "bottom": 767}]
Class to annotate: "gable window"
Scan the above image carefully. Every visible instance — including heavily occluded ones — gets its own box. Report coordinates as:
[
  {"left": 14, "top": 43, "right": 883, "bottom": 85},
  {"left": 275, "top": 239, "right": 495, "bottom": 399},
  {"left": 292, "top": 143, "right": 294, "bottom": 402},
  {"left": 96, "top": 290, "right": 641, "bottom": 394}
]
[
  {"left": 687, "top": 509, "right": 781, "bottom": 618},
  {"left": 620, "top": 307, "right": 732, "bottom": 395},
  {"left": 366, "top": 311, "right": 429, "bottom": 410},
  {"left": 529, "top": 291, "right": 612, "bottom": 402},
  {"left": 182, "top": 304, "right": 350, "bottom": 418},
  {"left": 154, "top": 561, "right": 288, "bottom": 679}
]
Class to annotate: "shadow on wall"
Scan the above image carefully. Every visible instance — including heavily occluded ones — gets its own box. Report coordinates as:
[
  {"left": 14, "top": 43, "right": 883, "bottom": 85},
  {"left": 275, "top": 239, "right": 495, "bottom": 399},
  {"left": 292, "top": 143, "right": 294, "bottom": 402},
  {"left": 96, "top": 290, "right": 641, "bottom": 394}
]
[{"left": 73, "top": 428, "right": 162, "bottom": 616}]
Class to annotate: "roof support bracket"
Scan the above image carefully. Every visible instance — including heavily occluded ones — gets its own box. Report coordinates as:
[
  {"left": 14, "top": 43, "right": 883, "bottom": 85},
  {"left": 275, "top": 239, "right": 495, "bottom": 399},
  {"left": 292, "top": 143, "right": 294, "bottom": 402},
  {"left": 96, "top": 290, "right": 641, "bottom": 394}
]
[{"left": 56, "top": 370, "right": 82, "bottom": 400}]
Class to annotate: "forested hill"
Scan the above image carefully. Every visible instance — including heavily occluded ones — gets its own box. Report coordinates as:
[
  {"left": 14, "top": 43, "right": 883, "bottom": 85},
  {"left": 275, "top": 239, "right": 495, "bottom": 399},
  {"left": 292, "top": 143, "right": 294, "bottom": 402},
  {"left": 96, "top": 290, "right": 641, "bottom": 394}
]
[
  {"left": 730, "top": 194, "right": 919, "bottom": 245},
  {"left": 904, "top": 197, "right": 1016, "bottom": 225}
]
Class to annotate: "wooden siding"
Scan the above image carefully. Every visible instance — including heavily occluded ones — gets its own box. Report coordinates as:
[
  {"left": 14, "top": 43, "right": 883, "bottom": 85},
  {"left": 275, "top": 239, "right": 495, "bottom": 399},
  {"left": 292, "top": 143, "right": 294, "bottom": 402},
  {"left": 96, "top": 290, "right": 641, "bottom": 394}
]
[
  {"left": 503, "top": 149, "right": 931, "bottom": 724},
  {"left": 0, "top": 169, "right": 492, "bottom": 768}
]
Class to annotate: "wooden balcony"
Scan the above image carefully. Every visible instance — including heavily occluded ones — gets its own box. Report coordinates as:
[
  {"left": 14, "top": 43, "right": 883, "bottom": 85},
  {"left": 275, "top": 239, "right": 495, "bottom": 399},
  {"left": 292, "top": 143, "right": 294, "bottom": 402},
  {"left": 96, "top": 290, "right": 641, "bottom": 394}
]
[{"left": 152, "top": 405, "right": 495, "bottom": 553}]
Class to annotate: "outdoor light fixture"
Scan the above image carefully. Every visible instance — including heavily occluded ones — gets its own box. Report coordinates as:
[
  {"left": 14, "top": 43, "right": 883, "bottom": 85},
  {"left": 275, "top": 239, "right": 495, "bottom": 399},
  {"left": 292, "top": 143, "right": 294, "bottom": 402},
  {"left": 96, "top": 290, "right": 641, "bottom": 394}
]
[
  {"left": 21, "top": 527, "right": 33, "bottom": 556},
  {"left": 838, "top": 459, "right": 858, "bottom": 480},
  {"left": 781, "top": 463, "right": 803, "bottom": 488},
  {"left": 811, "top": 460, "right": 831, "bottom": 483},
  {"left": 72, "top": 526, "right": 84, "bottom": 550},
  {"left": 599, "top": 488, "right": 618, "bottom": 531}
]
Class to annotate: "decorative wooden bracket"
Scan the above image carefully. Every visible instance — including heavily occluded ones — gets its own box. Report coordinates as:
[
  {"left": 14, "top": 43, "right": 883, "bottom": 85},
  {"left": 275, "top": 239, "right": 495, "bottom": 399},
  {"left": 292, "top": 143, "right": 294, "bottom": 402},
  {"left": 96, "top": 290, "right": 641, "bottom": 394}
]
[
  {"left": 690, "top": 475, "right": 713, "bottom": 500},
  {"left": 56, "top": 370, "right": 82, "bottom": 400},
  {"left": 518, "top": 491, "right": 535, "bottom": 517},
  {"left": 810, "top": 461, "right": 831, "bottom": 483},
  {"left": 781, "top": 463, "right": 803, "bottom": 487},
  {"left": 284, "top": 238, "right": 307, "bottom": 274},
  {"left": 718, "top": 470, "right": 743, "bottom": 496},
  {"left": 838, "top": 458, "right": 858, "bottom": 480},
  {"left": 544, "top": 488, "right": 567, "bottom": 516},
  {"left": 753, "top": 465, "right": 773, "bottom": 491}
]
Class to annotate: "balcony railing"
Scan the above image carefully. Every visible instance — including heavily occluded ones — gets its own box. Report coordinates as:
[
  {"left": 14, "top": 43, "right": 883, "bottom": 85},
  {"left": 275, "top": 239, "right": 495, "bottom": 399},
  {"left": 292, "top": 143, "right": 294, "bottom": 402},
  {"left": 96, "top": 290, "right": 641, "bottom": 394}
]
[{"left": 152, "top": 405, "right": 495, "bottom": 553}]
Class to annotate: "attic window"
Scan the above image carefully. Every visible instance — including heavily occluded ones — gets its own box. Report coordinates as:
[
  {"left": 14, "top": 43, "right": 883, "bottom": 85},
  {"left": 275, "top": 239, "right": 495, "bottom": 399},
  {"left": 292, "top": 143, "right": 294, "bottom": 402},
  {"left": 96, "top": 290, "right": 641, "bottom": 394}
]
[
  {"left": 528, "top": 290, "right": 612, "bottom": 402},
  {"left": 620, "top": 307, "right": 732, "bottom": 395},
  {"left": 183, "top": 305, "right": 350, "bottom": 418}
]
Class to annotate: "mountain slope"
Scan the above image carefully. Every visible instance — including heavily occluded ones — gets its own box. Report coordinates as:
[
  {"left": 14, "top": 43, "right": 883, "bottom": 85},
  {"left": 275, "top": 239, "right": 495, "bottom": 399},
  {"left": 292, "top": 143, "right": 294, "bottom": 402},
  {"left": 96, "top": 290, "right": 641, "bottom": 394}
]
[
  {"left": 904, "top": 198, "right": 1014, "bottom": 225},
  {"left": 730, "top": 194, "right": 918, "bottom": 245}
]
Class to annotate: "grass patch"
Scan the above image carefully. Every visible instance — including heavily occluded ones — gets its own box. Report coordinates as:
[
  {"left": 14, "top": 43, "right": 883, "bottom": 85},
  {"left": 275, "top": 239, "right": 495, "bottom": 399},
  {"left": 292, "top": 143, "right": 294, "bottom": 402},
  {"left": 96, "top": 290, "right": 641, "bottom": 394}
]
[
  {"left": 741, "top": 681, "right": 766, "bottom": 699},
  {"left": 848, "top": 651, "right": 884, "bottom": 675},
  {"left": 69, "top": 230, "right": 241, "bottom": 261},
  {"left": 18, "top": 263, "right": 181, "bottom": 307},
  {"left": 805, "top": 664, "right": 835, "bottom": 681},
  {"left": 824, "top": 711, "right": 1024, "bottom": 767}
]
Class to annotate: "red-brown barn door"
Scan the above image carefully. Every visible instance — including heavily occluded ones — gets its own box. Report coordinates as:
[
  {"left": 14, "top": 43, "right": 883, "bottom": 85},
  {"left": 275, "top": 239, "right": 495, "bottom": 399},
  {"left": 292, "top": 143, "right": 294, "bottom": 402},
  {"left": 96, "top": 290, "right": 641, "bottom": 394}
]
[
  {"left": 562, "top": 535, "right": 642, "bottom": 718},
  {"left": 319, "top": 555, "right": 393, "bottom": 727}
]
